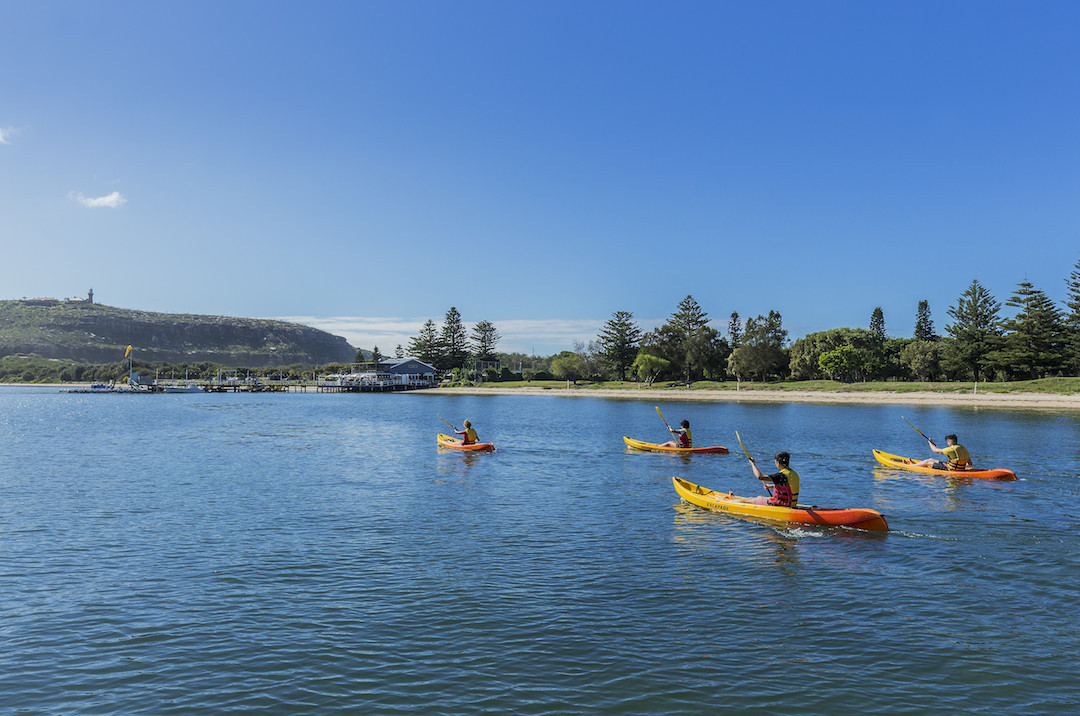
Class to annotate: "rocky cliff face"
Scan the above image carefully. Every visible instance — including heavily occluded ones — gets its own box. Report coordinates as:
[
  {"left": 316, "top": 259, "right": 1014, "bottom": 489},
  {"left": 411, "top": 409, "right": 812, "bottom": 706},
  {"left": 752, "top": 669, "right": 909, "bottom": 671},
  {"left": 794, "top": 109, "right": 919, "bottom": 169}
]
[{"left": 0, "top": 301, "right": 357, "bottom": 366}]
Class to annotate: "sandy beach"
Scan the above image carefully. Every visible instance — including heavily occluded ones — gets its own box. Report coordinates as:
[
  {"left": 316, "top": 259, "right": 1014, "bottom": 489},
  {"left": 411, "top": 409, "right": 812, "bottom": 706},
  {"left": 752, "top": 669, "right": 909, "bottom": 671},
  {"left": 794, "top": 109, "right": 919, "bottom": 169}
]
[
  {"left": 6, "top": 383, "right": 1079, "bottom": 410},
  {"left": 419, "top": 386, "right": 1080, "bottom": 410}
]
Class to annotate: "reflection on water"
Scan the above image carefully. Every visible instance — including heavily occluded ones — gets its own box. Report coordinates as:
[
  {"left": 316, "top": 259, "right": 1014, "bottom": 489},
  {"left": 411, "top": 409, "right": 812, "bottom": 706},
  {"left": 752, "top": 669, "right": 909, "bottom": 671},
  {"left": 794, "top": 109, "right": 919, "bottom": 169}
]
[
  {"left": 2, "top": 389, "right": 1079, "bottom": 713},
  {"left": 873, "top": 465, "right": 980, "bottom": 513},
  {"left": 623, "top": 447, "right": 697, "bottom": 466},
  {"left": 436, "top": 446, "right": 487, "bottom": 465},
  {"left": 671, "top": 500, "right": 803, "bottom": 575}
]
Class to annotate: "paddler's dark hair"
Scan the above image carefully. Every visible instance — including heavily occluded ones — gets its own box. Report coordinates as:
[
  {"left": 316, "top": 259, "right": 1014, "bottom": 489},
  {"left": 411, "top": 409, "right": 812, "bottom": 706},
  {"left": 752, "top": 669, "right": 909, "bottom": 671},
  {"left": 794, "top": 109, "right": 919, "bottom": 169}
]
[
  {"left": 945, "top": 434, "right": 957, "bottom": 442},
  {"left": 774, "top": 451, "right": 790, "bottom": 467},
  {"left": 680, "top": 420, "right": 689, "bottom": 428}
]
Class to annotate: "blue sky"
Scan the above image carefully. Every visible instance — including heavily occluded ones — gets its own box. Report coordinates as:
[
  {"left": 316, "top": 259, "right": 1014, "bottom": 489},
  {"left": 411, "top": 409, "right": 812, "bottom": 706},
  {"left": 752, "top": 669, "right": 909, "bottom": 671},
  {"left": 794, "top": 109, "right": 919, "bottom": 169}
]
[{"left": 2, "top": 1, "right": 1077, "bottom": 355}]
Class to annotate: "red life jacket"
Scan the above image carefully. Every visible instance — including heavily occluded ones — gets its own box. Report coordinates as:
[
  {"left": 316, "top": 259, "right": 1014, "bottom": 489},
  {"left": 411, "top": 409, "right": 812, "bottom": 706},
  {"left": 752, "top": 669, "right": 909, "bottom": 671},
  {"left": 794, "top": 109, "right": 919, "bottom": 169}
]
[{"left": 767, "top": 469, "right": 795, "bottom": 507}]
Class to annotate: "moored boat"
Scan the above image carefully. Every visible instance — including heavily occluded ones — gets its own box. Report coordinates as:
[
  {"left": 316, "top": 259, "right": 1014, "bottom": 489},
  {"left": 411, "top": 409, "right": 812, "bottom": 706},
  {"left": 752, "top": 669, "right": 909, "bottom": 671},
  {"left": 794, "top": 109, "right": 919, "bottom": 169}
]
[
  {"left": 163, "top": 384, "right": 205, "bottom": 393},
  {"left": 872, "top": 450, "right": 1017, "bottom": 480},
  {"left": 623, "top": 436, "right": 729, "bottom": 454},
  {"left": 437, "top": 433, "right": 496, "bottom": 452},
  {"left": 672, "top": 476, "right": 888, "bottom": 532}
]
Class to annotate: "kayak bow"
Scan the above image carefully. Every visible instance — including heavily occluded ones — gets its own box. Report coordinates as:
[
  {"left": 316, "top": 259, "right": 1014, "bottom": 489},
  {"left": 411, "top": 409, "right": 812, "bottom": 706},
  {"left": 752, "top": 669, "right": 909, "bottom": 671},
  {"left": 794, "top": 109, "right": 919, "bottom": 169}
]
[{"left": 672, "top": 476, "right": 888, "bottom": 532}]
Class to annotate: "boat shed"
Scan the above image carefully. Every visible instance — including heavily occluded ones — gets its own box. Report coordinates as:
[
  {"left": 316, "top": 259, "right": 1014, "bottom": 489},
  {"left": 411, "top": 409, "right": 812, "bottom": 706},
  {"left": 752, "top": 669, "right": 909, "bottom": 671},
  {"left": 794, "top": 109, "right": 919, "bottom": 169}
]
[{"left": 380, "top": 358, "right": 437, "bottom": 386}]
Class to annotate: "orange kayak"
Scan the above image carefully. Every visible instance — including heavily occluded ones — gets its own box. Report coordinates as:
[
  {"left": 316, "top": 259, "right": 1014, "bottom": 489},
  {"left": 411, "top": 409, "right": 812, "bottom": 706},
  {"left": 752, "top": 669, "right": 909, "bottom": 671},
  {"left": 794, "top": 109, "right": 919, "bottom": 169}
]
[
  {"left": 873, "top": 450, "right": 1016, "bottom": 480},
  {"left": 672, "top": 476, "right": 888, "bottom": 532},
  {"left": 437, "top": 433, "right": 495, "bottom": 452},
  {"left": 623, "top": 436, "right": 729, "bottom": 454}
]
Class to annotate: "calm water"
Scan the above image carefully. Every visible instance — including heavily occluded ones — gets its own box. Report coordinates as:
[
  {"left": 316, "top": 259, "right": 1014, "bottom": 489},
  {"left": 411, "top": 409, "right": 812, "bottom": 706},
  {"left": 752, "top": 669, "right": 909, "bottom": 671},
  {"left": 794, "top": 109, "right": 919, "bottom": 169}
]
[{"left": 1, "top": 388, "right": 1078, "bottom": 714}]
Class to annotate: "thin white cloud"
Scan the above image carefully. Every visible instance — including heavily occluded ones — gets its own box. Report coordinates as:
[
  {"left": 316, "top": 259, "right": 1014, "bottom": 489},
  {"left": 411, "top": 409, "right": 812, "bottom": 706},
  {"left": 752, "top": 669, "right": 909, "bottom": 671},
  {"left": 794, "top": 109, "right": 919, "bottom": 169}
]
[
  {"left": 276, "top": 315, "right": 634, "bottom": 355},
  {"left": 70, "top": 191, "right": 127, "bottom": 208},
  {"left": 275, "top": 316, "right": 433, "bottom": 355},
  {"left": 496, "top": 319, "right": 606, "bottom": 352},
  {"left": 0, "top": 128, "right": 11, "bottom": 144}
]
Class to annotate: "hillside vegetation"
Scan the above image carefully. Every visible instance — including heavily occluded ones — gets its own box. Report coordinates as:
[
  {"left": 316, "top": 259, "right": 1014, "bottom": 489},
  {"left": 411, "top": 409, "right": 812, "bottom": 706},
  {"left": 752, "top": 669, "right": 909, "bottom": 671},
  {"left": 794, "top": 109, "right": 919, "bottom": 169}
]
[{"left": 0, "top": 301, "right": 356, "bottom": 367}]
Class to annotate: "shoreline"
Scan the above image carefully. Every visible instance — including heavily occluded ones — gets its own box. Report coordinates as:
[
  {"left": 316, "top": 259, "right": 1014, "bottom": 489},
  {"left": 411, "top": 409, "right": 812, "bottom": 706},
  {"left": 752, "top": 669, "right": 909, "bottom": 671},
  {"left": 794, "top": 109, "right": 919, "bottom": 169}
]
[
  {"left": 5, "top": 382, "right": 1079, "bottom": 410},
  {"left": 416, "top": 386, "right": 1080, "bottom": 410}
]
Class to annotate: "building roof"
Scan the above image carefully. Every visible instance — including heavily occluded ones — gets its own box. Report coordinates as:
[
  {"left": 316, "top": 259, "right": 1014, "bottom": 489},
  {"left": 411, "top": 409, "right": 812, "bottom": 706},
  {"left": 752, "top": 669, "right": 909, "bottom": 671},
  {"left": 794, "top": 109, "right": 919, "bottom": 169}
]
[{"left": 380, "top": 357, "right": 436, "bottom": 372}]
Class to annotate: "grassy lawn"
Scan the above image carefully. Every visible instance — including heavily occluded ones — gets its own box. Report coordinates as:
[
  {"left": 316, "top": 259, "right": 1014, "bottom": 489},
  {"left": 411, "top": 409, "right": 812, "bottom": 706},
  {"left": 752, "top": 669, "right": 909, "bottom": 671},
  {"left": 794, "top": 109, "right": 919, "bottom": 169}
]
[{"left": 466, "top": 377, "right": 1080, "bottom": 395}]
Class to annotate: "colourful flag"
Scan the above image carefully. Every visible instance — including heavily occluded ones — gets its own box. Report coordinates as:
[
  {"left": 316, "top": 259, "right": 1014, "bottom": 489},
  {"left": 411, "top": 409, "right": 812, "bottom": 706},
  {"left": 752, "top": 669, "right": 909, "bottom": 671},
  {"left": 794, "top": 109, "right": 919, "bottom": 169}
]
[{"left": 124, "top": 345, "right": 132, "bottom": 358}]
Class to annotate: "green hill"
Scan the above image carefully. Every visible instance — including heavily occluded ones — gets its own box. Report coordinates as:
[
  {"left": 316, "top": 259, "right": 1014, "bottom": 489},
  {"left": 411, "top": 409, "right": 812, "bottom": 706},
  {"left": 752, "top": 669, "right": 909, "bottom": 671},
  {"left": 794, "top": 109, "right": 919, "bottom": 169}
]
[{"left": 0, "top": 300, "right": 357, "bottom": 367}]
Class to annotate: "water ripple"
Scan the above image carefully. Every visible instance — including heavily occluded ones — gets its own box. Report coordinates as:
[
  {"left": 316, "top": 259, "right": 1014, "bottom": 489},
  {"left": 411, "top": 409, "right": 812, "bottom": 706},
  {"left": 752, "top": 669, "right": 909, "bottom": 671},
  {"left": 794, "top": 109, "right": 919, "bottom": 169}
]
[{"left": 1, "top": 390, "right": 1078, "bottom": 712}]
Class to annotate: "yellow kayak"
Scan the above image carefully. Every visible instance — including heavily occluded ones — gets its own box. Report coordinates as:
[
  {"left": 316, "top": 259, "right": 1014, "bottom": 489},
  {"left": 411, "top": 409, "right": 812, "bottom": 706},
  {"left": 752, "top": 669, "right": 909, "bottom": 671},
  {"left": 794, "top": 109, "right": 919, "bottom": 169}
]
[
  {"left": 873, "top": 450, "right": 1016, "bottom": 480},
  {"left": 623, "top": 436, "right": 729, "bottom": 454},
  {"left": 437, "top": 433, "right": 495, "bottom": 452},
  {"left": 672, "top": 477, "right": 888, "bottom": 532}
]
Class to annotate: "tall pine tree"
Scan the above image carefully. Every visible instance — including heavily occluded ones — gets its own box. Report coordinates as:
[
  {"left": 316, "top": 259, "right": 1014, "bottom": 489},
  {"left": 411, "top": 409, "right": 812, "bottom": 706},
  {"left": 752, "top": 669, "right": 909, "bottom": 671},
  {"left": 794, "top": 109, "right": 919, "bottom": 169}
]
[
  {"left": 914, "top": 300, "right": 936, "bottom": 341},
  {"left": 996, "top": 281, "right": 1067, "bottom": 379},
  {"left": 1065, "top": 257, "right": 1080, "bottom": 374},
  {"left": 440, "top": 307, "right": 470, "bottom": 371},
  {"left": 870, "top": 307, "right": 886, "bottom": 343},
  {"left": 407, "top": 319, "right": 442, "bottom": 367},
  {"left": 728, "top": 311, "right": 742, "bottom": 348},
  {"left": 866, "top": 307, "right": 888, "bottom": 379},
  {"left": 945, "top": 279, "right": 1002, "bottom": 381},
  {"left": 668, "top": 295, "right": 711, "bottom": 383},
  {"left": 471, "top": 320, "right": 500, "bottom": 362},
  {"left": 597, "top": 310, "right": 642, "bottom": 381}
]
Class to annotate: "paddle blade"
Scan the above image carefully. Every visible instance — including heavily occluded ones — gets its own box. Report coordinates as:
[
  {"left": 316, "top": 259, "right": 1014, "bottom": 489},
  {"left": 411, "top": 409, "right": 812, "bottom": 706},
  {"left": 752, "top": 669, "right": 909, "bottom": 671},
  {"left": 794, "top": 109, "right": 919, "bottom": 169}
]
[{"left": 735, "top": 430, "right": 752, "bottom": 461}]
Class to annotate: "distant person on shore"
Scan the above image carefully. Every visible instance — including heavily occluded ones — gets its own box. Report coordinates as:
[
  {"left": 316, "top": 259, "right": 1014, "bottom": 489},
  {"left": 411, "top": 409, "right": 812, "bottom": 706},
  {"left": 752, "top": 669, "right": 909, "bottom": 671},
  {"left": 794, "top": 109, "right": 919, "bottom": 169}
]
[
  {"left": 727, "top": 451, "right": 800, "bottom": 507},
  {"left": 455, "top": 419, "right": 479, "bottom": 446},
  {"left": 661, "top": 419, "right": 692, "bottom": 448},
  {"left": 911, "top": 434, "right": 971, "bottom": 471}
]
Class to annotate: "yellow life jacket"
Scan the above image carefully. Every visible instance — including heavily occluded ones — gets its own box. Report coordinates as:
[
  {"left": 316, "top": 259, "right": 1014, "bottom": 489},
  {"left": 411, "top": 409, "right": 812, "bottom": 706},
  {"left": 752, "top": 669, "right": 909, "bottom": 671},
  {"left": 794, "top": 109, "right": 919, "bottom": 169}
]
[
  {"left": 781, "top": 467, "right": 800, "bottom": 504},
  {"left": 943, "top": 444, "right": 971, "bottom": 470}
]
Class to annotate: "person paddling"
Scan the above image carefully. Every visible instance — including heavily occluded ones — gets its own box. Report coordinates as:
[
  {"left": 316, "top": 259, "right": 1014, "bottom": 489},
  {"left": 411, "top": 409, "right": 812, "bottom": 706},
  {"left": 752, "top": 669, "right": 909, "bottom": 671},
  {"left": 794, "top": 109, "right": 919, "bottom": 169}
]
[
  {"left": 660, "top": 419, "right": 692, "bottom": 448},
  {"left": 728, "top": 451, "right": 800, "bottom": 507},
  {"left": 454, "top": 419, "right": 479, "bottom": 446},
  {"left": 911, "top": 434, "right": 971, "bottom": 471}
]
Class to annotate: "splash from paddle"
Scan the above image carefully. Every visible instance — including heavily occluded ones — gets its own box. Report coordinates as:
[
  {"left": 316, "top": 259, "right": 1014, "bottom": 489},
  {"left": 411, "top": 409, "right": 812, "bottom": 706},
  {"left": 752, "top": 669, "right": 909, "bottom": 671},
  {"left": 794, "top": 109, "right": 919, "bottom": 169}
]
[{"left": 902, "top": 415, "right": 936, "bottom": 446}]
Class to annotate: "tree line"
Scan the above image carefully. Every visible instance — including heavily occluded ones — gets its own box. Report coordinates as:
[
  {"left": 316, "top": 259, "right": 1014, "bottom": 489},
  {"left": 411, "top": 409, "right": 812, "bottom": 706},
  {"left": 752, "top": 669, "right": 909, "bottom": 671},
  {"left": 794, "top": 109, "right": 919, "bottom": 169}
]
[
  {"left": 403, "top": 307, "right": 501, "bottom": 374},
  {"left": 9, "top": 259, "right": 1078, "bottom": 385},
  {"left": 556, "top": 296, "right": 788, "bottom": 385},
  {"left": 549, "top": 258, "right": 1080, "bottom": 384}
]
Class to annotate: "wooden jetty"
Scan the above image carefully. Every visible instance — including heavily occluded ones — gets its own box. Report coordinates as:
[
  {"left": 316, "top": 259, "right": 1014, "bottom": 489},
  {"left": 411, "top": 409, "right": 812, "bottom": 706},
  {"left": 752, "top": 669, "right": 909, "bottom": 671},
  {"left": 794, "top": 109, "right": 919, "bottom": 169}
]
[
  {"left": 158, "top": 374, "right": 434, "bottom": 394},
  {"left": 63, "top": 367, "right": 437, "bottom": 394}
]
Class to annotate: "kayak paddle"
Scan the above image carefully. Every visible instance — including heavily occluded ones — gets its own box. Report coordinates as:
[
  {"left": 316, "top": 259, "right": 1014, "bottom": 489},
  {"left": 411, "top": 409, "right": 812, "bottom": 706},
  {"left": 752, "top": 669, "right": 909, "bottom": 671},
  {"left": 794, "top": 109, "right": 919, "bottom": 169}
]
[
  {"left": 437, "top": 414, "right": 458, "bottom": 431},
  {"left": 902, "top": 415, "right": 936, "bottom": 446},
  {"left": 736, "top": 430, "right": 771, "bottom": 496},
  {"left": 735, "top": 430, "right": 752, "bottom": 461},
  {"left": 655, "top": 406, "right": 671, "bottom": 430}
]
